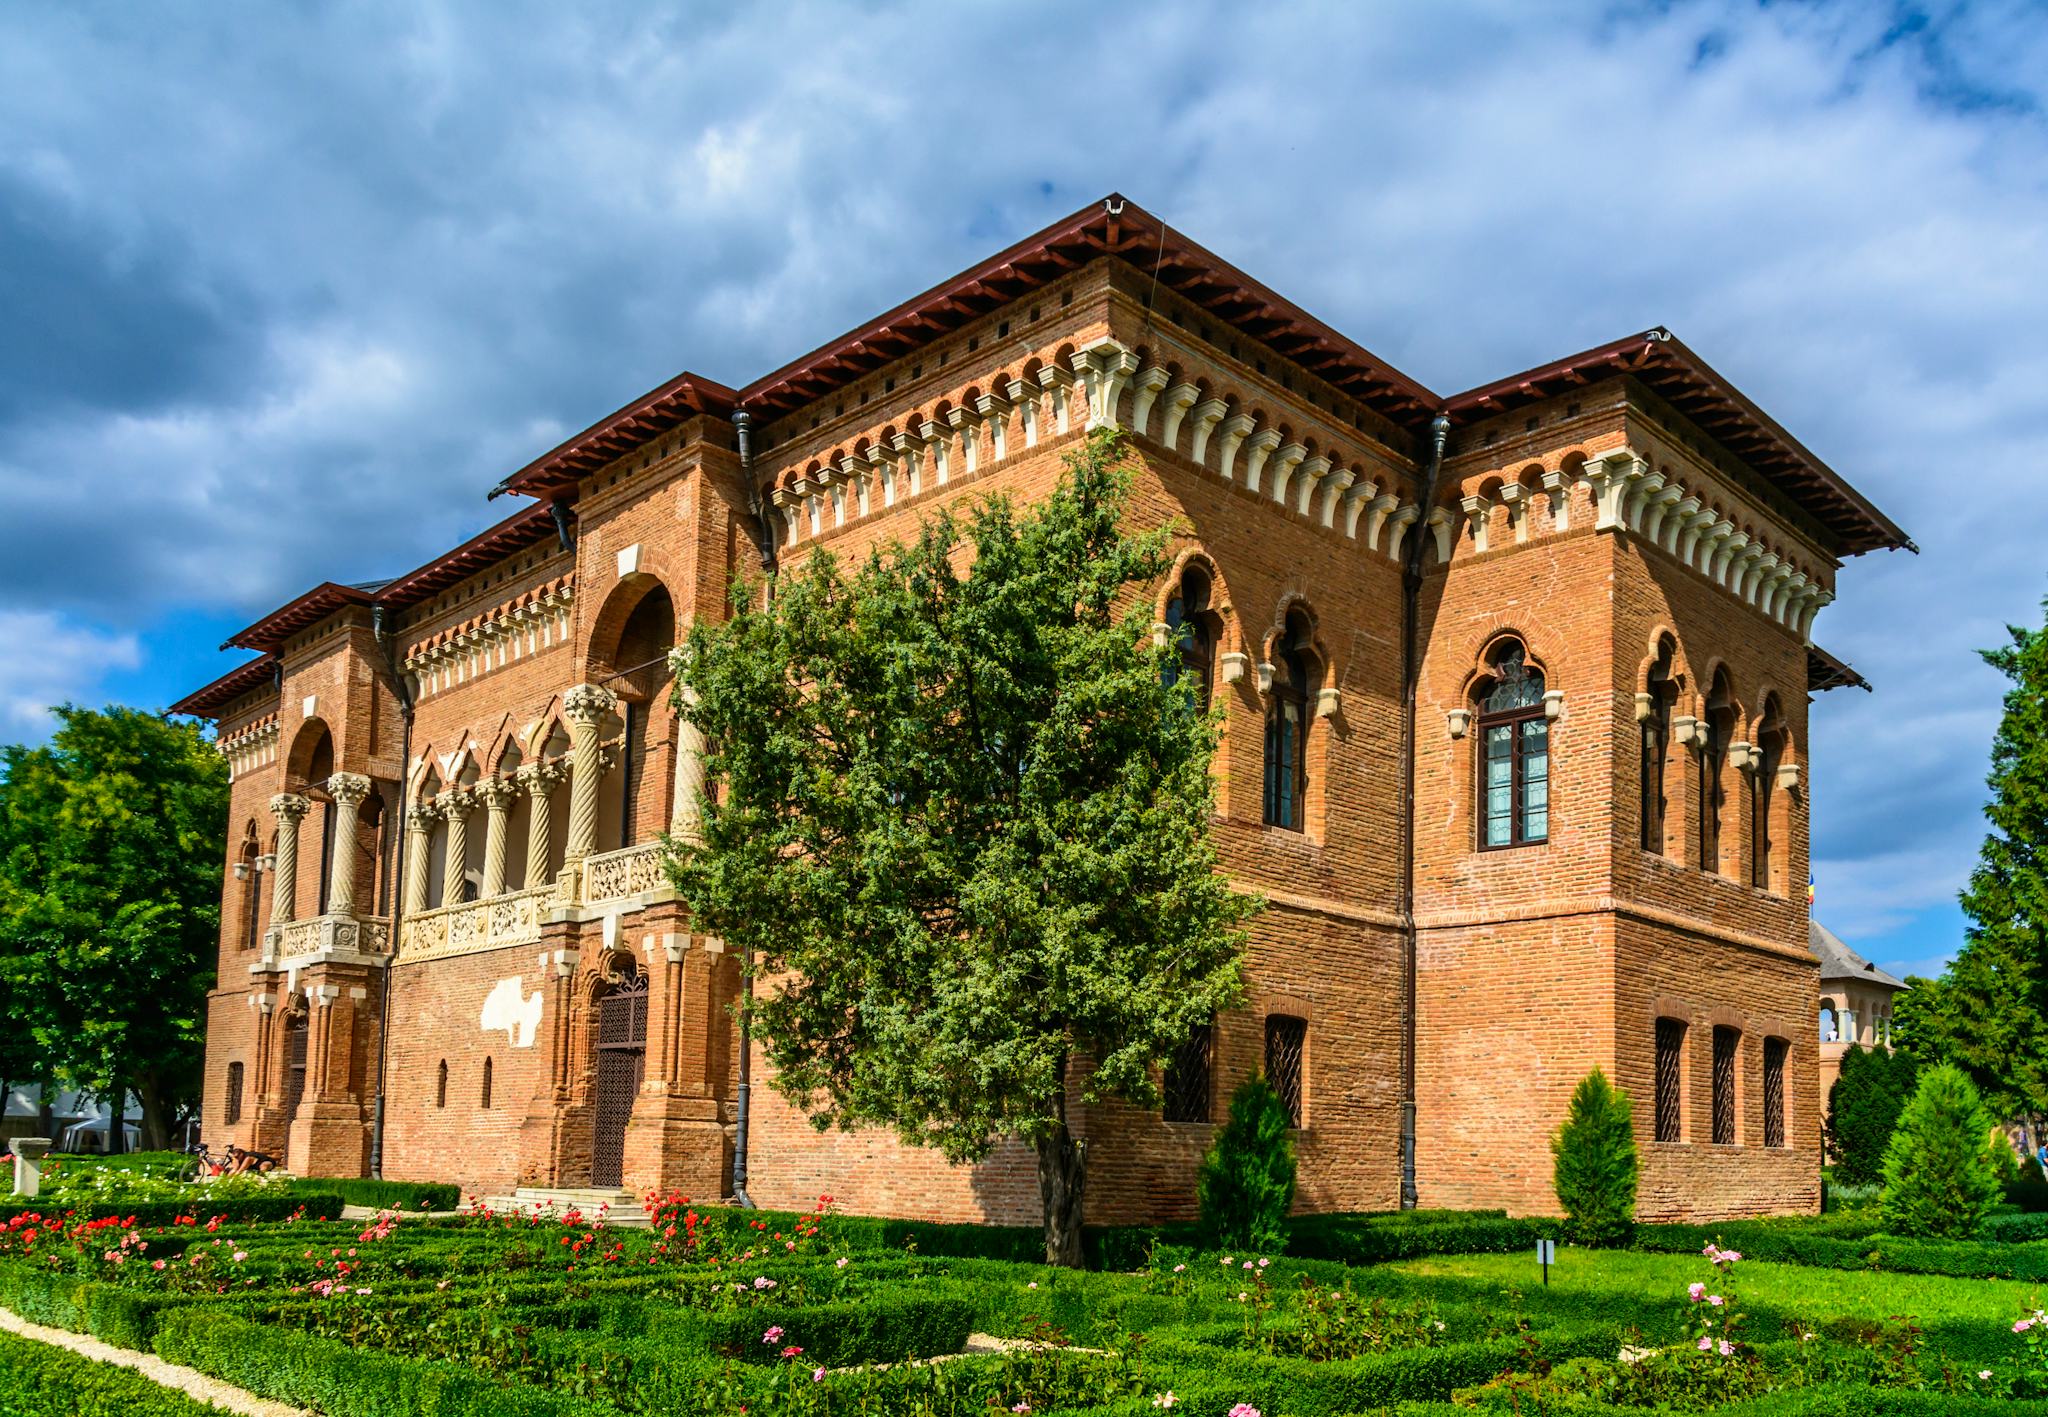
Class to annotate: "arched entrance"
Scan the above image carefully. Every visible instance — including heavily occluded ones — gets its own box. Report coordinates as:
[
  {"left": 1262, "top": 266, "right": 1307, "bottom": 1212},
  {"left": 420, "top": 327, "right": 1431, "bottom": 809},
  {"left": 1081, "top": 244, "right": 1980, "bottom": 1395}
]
[
  {"left": 590, "top": 965, "right": 648, "bottom": 1188},
  {"left": 280, "top": 1009, "right": 309, "bottom": 1166}
]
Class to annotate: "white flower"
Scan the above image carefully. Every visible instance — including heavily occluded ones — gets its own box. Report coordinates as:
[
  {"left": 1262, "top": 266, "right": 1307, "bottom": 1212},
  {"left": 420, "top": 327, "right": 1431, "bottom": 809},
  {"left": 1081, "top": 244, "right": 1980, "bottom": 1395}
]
[{"left": 1151, "top": 1394, "right": 1178, "bottom": 1409}]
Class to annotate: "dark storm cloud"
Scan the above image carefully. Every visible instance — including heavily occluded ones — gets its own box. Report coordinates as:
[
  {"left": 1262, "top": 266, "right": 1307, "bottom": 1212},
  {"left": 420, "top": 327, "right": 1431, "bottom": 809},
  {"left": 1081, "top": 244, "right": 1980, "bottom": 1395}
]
[{"left": 1, "top": 0, "right": 2044, "bottom": 975}]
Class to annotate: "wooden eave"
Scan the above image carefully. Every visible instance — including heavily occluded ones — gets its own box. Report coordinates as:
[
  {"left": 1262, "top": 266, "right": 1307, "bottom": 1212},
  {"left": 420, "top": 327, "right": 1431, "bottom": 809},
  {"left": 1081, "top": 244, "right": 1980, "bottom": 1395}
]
[
  {"left": 1444, "top": 329, "right": 1913, "bottom": 559},
  {"left": 168, "top": 654, "right": 278, "bottom": 719},
  {"left": 1807, "top": 643, "right": 1871, "bottom": 694},
  {"left": 492, "top": 371, "right": 739, "bottom": 501}
]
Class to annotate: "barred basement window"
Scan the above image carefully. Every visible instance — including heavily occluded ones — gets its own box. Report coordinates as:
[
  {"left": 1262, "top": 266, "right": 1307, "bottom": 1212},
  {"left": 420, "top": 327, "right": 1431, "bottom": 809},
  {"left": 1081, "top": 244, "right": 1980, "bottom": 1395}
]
[
  {"left": 480, "top": 1057, "right": 494, "bottom": 1110},
  {"left": 1712, "top": 1026, "right": 1739, "bottom": 1145},
  {"left": 225, "top": 1062, "right": 244, "bottom": 1126},
  {"left": 1265, "top": 1014, "right": 1307, "bottom": 1128},
  {"left": 1163, "top": 1021, "right": 1213, "bottom": 1124},
  {"left": 436, "top": 1060, "right": 448, "bottom": 1109},
  {"left": 1762, "top": 1037, "right": 1787, "bottom": 1149},
  {"left": 1654, "top": 1018, "right": 1685, "bottom": 1143}
]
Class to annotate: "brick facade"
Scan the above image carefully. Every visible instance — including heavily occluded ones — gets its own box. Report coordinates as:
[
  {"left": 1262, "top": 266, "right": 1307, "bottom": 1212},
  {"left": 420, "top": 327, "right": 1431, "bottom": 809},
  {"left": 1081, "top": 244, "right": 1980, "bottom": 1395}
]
[{"left": 175, "top": 197, "right": 1906, "bottom": 1224}]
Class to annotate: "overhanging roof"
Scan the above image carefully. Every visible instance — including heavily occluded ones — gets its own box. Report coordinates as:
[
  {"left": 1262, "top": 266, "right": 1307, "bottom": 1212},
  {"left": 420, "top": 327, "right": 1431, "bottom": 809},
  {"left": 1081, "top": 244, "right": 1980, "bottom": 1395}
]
[
  {"left": 168, "top": 654, "right": 277, "bottom": 717},
  {"left": 221, "top": 582, "right": 382, "bottom": 653},
  {"left": 1807, "top": 643, "right": 1871, "bottom": 694},
  {"left": 491, "top": 195, "right": 1440, "bottom": 501},
  {"left": 1445, "top": 329, "right": 1914, "bottom": 558}
]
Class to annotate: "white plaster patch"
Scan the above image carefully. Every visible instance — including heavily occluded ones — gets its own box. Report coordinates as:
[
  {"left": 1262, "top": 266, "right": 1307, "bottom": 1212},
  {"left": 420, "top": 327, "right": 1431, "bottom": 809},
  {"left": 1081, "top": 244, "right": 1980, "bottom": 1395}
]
[
  {"left": 301, "top": 695, "right": 318, "bottom": 719},
  {"left": 616, "top": 543, "right": 641, "bottom": 578},
  {"left": 481, "top": 976, "right": 543, "bottom": 1048}
]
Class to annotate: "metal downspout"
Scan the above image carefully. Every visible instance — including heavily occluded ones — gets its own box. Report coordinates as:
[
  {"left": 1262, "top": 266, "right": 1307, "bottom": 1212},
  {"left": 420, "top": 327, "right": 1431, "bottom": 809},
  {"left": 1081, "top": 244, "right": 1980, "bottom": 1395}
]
[
  {"left": 1398, "top": 412, "right": 1453, "bottom": 1210},
  {"left": 729, "top": 407, "right": 764, "bottom": 1208},
  {"left": 368, "top": 603, "right": 414, "bottom": 1180}
]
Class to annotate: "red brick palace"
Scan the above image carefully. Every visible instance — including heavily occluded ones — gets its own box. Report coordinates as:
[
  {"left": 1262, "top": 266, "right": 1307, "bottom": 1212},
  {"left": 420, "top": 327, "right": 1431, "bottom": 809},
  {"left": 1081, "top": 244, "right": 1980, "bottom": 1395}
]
[{"left": 173, "top": 196, "right": 1909, "bottom": 1223}]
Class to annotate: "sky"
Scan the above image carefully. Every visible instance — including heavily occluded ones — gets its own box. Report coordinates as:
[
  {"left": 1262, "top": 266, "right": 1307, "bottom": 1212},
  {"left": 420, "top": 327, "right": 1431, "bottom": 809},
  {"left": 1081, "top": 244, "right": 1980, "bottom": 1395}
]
[{"left": 3, "top": 0, "right": 2044, "bottom": 981}]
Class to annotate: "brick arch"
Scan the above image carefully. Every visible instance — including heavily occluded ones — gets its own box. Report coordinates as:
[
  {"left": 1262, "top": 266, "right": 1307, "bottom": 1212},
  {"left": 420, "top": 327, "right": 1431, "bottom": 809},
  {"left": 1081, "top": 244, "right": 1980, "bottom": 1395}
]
[
  {"left": 582, "top": 568, "right": 679, "bottom": 689},
  {"left": 1635, "top": 626, "right": 1686, "bottom": 694},
  {"left": 1458, "top": 625, "right": 1557, "bottom": 704},
  {"left": 1155, "top": 545, "right": 1238, "bottom": 631},
  {"left": 283, "top": 716, "right": 335, "bottom": 793},
  {"left": 1258, "top": 591, "right": 1329, "bottom": 670}
]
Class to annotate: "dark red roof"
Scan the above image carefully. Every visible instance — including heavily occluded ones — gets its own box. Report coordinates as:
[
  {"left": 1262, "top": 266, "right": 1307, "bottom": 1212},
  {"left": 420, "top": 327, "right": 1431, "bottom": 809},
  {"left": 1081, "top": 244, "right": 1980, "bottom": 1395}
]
[
  {"left": 492, "top": 195, "right": 1439, "bottom": 501},
  {"left": 1807, "top": 643, "right": 1872, "bottom": 693},
  {"left": 221, "top": 582, "right": 379, "bottom": 653},
  {"left": 373, "top": 499, "right": 559, "bottom": 606},
  {"left": 168, "top": 653, "right": 277, "bottom": 718},
  {"left": 1445, "top": 329, "right": 1912, "bottom": 558}
]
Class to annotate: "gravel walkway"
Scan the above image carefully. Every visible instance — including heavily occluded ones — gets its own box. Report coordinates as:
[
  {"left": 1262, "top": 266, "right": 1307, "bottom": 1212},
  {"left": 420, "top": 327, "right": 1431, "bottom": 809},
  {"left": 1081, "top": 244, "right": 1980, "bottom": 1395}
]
[{"left": 0, "top": 1306, "right": 308, "bottom": 1417}]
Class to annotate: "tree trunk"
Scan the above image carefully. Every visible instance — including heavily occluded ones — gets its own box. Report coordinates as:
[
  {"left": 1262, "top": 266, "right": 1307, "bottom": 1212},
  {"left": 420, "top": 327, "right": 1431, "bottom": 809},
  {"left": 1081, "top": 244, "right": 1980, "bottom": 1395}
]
[
  {"left": 135, "top": 1074, "right": 172, "bottom": 1153},
  {"left": 107, "top": 1073, "right": 126, "bottom": 1156},
  {"left": 1035, "top": 1121, "right": 1088, "bottom": 1267}
]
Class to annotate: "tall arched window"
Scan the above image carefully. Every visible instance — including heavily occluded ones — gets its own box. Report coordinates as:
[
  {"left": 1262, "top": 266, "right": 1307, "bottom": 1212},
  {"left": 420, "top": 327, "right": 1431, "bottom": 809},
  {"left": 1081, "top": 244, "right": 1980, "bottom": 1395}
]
[
  {"left": 480, "top": 1057, "right": 493, "bottom": 1110},
  {"left": 1819, "top": 1005, "right": 1838, "bottom": 1043},
  {"left": 237, "top": 827, "right": 262, "bottom": 950},
  {"left": 1640, "top": 642, "right": 1675, "bottom": 854},
  {"left": 435, "top": 1060, "right": 448, "bottom": 1108},
  {"left": 1700, "top": 671, "right": 1736, "bottom": 873},
  {"left": 224, "top": 1061, "right": 244, "bottom": 1126},
  {"left": 1752, "top": 702, "right": 1786, "bottom": 892},
  {"left": 1476, "top": 639, "right": 1549, "bottom": 849},
  {"left": 1262, "top": 610, "right": 1318, "bottom": 831},
  {"left": 1163, "top": 565, "right": 1219, "bottom": 709}
]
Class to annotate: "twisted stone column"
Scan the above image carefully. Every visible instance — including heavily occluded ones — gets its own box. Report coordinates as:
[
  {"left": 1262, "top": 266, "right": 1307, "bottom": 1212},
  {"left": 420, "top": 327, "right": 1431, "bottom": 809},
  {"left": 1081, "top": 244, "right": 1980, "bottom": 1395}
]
[
  {"left": 438, "top": 789, "right": 476, "bottom": 908},
  {"left": 517, "top": 761, "right": 567, "bottom": 890},
  {"left": 323, "top": 773, "right": 372, "bottom": 915},
  {"left": 402, "top": 800, "right": 441, "bottom": 915},
  {"left": 671, "top": 692, "right": 708, "bottom": 844},
  {"left": 477, "top": 777, "right": 518, "bottom": 898},
  {"left": 562, "top": 683, "right": 617, "bottom": 867},
  {"left": 268, "top": 793, "right": 310, "bottom": 925}
]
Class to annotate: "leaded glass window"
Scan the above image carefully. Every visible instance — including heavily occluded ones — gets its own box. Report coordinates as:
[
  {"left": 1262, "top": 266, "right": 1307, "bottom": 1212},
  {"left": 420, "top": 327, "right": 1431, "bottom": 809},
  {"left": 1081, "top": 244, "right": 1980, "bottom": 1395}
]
[
  {"left": 1477, "top": 641, "right": 1548, "bottom": 849},
  {"left": 1163, "top": 567, "right": 1217, "bottom": 710}
]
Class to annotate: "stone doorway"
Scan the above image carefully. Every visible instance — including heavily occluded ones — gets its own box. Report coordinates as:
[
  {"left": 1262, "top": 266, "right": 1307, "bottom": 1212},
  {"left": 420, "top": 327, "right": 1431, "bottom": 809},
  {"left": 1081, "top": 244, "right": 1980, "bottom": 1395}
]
[{"left": 591, "top": 969, "right": 648, "bottom": 1189}]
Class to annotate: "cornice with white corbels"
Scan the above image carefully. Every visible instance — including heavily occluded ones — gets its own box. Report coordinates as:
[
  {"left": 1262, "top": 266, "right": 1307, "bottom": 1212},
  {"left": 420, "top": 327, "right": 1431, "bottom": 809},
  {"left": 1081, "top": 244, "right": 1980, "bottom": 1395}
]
[
  {"left": 217, "top": 714, "right": 280, "bottom": 783},
  {"left": 1456, "top": 448, "right": 1833, "bottom": 643},
  {"left": 404, "top": 577, "right": 577, "bottom": 698}
]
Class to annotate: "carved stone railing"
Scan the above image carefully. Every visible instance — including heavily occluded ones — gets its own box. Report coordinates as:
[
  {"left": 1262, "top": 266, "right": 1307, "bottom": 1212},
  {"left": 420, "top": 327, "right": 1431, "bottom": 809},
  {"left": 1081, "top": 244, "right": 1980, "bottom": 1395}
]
[
  {"left": 398, "top": 886, "right": 551, "bottom": 962},
  {"left": 580, "top": 842, "right": 669, "bottom": 906},
  {"left": 266, "top": 913, "right": 391, "bottom": 966}
]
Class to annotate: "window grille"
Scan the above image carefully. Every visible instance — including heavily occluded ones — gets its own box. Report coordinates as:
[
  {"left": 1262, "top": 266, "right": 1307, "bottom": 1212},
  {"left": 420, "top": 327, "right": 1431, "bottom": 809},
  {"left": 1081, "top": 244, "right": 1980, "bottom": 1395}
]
[
  {"left": 1654, "top": 1018, "right": 1685, "bottom": 1143},
  {"left": 1712, "top": 1026, "right": 1739, "bottom": 1145},
  {"left": 1163, "top": 1021, "right": 1213, "bottom": 1124},
  {"left": 1265, "top": 1014, "right": 1307, "bottom": 1127},
  {"left": 1762, "top": 1037, "right": 1787, "bottom": 1149}
]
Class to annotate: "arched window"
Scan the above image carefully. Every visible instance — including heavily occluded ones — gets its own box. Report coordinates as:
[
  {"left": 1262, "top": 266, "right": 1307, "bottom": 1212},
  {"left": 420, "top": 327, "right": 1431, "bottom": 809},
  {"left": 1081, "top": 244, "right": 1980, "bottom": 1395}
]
[
  {"left": 1654, "top": 1018, "right": 1685, "bottom": 1143},
  {"left": 435, "top": 1060, "right": 448, "bottom": 1109},
  {"left": 1701, "top": 672, "right": 1736, "bottom": 874},
  {"left": 1476, "top": 639, "right": 1549, "bottom": 849},
  {"left": 237, "top": 828, "right": 262, "bottom": 950},
  {"left": 224, "top": 1061, "right": 244, "bottom": 1126},
  {"left": 480, "top": 1057, "right": 493, "bottom": 1110},
  {"left": 1819, "top": 1005, "right": 1838, "bottom": 1043},
  {"left": 1163, "top": 565, "right": 1219, "bottom": 709},
  {"left": 1262, "top": 610, "right": 1319, "bottom": 832},
  {"left": 1640, "top": 642, "right": 1675, "bottom": 853},
  {"left": 1265, "top": 1014, "right": 1307, "bottom": 1127},
  {"left": 1762, "top": 1037, "right": 1788, "bottom": 1148},
  {"left": 1711, "top": 1026, "right": 1739, "bottom": 1145},
  {"left": 1162, "top": 1017, "right": 1213, "bottom": 1124},
  {"left": 1752, "top": 703, "right": 1786, "bottom": 892}
]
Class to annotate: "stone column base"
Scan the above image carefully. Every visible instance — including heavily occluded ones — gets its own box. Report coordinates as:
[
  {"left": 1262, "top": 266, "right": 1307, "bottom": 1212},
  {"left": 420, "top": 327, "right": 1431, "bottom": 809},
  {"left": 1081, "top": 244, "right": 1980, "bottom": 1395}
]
[{"left": 621, "top": 1093, "right": 733, "bottom": 1200}]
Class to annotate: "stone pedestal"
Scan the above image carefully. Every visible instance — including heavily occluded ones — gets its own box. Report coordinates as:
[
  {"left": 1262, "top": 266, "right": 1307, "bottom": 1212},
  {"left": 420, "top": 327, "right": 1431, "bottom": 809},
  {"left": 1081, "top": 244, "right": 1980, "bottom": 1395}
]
[
  {"left": 10, "top": 1137, "right": 51, "bottom": 1197},
  {"left": 621, "top": 1097, "right": 734, "bottom": 1198}
]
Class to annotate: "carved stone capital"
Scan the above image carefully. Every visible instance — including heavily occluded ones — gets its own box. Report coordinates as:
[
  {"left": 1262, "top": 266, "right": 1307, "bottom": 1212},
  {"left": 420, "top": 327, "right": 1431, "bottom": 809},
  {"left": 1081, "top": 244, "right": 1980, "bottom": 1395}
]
[
  {"left": 324, "top": 772, "right": 373, "bottom": 807},
  {"left": 477, "top": 777, "right": 520, "bottom": 812},
  {"left": 269, "top": 792, "right": 311, "bottom": 824},
  {"left": 563, "top": 683, "right": 618, "bottom": 727},
  {"left": 405, "top": 799, "right": 443, "bottom": 833},
  {"left": 517, "top": 759, "right": 571, "bottom": 794},
  {"left": 437, "top": 787, "right": 478, "bottom": 819}
]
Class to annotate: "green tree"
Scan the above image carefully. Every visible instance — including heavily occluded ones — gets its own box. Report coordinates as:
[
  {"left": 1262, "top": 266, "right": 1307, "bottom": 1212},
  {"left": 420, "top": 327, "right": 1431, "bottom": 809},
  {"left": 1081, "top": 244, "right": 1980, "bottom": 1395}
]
[
  {"left": 1197, "top": 1074, "right": 1297, "bottom": 1254},
  {"left": 1551, "top": 1068, "right": 1639, "bottom": 1247},
  {"left": 1824, "top": 1044, "right": 1918, "bottom": 1187},
  {"left": 668, "top": 430, "right": 1259, "bottom": 1265},
  {"left": 1900, "top": 599, "right": 2048, "bottom": 1143},
  {"left": 0, "top": 706, "right": 227, "bottom": 1150},
  {"left": 1879, "top": 1063, "right": 2003, "bottom": 1239}
]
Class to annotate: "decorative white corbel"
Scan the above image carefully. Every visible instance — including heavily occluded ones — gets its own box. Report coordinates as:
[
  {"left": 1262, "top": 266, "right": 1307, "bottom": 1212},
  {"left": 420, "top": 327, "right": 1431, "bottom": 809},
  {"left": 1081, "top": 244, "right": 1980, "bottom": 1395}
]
[
  {"left": 945, "top": 405, "right": 983, "bottom": 474},
  {"left": 1005, "top": 379, "right": 1042, "bottom": 449},
  {"left": 1157, "top": 382, "right": 1201, "bottom": 451},
  {"left": 1459, "top": 494, "right": 1492, "bottom": 555},
  {"left": 1543, "top": 689, "right": 1566, "bottom": 721},
  {"left": 1255, "top": 660, "right": 1276, "bottom": 695},
  {"left": 1128, "top": 365, "right": 1172, "bottom": 436},
  {"left": 1214, "top": 413, "right": 1257, "bottom": 482},
  {"left": 1315, "top": 687, "right": 1341, "bottom": 720},
  {"left": 1671, "top": 714, "right": 1700, "bottom": 747},
  {"left": 1241, "top": 428, "right": 1283, "bottom": 495},
  {"left": 1622, "top": 470, "right": 1667, "bottom": 532},
  {"left": 1318, "top": 468, "right": 1355, "bottom": 529},
  {"left": 1035, "top": 365, "right": 1075, "bottom": 436},
  {"left": 1634, "top": 692, "right": 1654, "bottom": 723},
  {"left": 1383, "top": 504, "right": 1421, "bottom": 561},
  {"left": 1776, "top": 761, "right": 1801, "bottom": 794},
  {"left": 973, "top": 391, "right": 1012, "bottom": 461},
  {"left": 1498, "top": 482, "right": 1528, "bottom": 543},
  {"left": 1186, "top": 398, "right": 1229, "bottom": 465},
  {"left": 1293, "top": 454, "right": 1332, "bottom": 517},
  {"left": 1150, "top": 621, "right": 1172, "bottom": 650},
  {"left": 1540, "top": 468, "right": 1571, "bottom": 531},
  {"left": 1072, "top": 339, "right": 1140, "bottom": 429},
  {"left": 1728, "top": 740, "right": 1758, "bottom": 772},
  {"left": 1218, "top": 652, "right": 1250, "bottom": 686},
  {"left": 919, "top": 419, "right": 949, "bottom": 485},
  {"left": 1446, "top": 708, "right": 1471, "bottom": 739},
  {"left": 1426, "top": 506, "right": 1456, "bottom": 564},
  {"left": 1266, "top": 442, "right": 1308, "bottom": 507},
  {"left": 891, "top": 429, "right": 924, "bottom": 497}
]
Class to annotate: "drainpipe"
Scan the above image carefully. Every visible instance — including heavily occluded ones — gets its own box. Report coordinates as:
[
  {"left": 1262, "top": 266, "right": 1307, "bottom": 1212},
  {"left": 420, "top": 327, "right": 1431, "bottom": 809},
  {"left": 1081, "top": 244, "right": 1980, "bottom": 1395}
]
[
  {"left": 730, "top": 406, "right": 764, "bottom": 1208},
  {"left": 1397, "top": 412, "right": 1453, "bottom": 1211},
  {"left": 368, "top": 603, "right": 415, "bottom": 1181}
]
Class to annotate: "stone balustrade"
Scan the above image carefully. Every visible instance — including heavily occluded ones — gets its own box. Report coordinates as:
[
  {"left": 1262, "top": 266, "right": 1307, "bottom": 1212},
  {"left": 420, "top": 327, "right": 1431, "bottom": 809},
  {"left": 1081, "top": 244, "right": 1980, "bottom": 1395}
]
[
  {"left": 580, "top": 841, "right": 669, "bottom": 906},
  {"left": 398, "top": 885, "right": 551, "bottom": 962},
  {"left": 268, "top": 912, "right": 391, "bottom": 965}
]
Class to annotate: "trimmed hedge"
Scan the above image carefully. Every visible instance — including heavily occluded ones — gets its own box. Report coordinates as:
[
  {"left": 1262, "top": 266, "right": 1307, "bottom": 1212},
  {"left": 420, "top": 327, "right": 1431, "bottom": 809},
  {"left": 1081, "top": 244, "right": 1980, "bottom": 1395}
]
[
  {"left": 152, "top": 1306, "right": 615, "bottom": 1417},
  {"left": 299, "top": 1177, "right": 461, "bottom": 1211},
  {"left": 0, "top": 1264, "right": 191, "bottom": 1349},
  {"left": 1286, "top": 1213, "right": 1549, "bottom": 1265},
  {"left": 0, "top": 1327, "right": 223, "bottom": 1417},
  {"left": 0, "top": 1191, "right": 348, "bottom": 1226},
  {"left": 1636, "top": 1218, "right": 2048, "bottom": 1281},
  {"left": 653, "top": 1292, "right": 973, "bottom": 1366}
]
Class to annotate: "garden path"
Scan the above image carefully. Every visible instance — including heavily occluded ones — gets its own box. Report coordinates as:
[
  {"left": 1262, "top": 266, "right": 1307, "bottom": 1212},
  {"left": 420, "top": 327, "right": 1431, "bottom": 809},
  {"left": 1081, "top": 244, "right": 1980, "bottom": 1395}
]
[{"left": 0, "top": 1305, "right": 307, "bottom": 1417}]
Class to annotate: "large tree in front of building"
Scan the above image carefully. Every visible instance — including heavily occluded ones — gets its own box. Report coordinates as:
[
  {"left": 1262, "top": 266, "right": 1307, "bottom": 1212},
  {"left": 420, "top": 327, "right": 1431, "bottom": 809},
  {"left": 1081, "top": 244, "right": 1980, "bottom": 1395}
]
[
  {"left": 668, "top": 430, "right": 1258, "bottom": 1265},
  {"left": 0, "top": 706, "right": 227, "bottom": 1151},
  {"left": 1896, "top": 598, "right": 2048, "bottom": 1146}
]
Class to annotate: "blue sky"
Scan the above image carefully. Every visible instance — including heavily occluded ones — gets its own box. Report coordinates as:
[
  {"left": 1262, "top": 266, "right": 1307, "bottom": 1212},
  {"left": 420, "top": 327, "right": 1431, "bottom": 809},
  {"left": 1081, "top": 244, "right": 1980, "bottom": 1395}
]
[{"left": 3, "top": 1, "right": 2045, "bottom": 981}]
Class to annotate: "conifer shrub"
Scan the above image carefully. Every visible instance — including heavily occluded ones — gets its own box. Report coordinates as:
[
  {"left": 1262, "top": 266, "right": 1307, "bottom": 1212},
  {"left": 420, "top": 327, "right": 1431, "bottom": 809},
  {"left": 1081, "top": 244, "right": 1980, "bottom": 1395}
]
[
  {"left": 1197, "top": 1072, "right": 1297, "bottom": 1253},
  {"left": 1824, "top": 1045, "right": 1918, "bottom": 1187},
  {"left": 1879, "top": 1063, "right": 2003, "bottom": 1239},
  {"left": 1551, "top": 1068, "right": 1638, "bottom": 1248}
]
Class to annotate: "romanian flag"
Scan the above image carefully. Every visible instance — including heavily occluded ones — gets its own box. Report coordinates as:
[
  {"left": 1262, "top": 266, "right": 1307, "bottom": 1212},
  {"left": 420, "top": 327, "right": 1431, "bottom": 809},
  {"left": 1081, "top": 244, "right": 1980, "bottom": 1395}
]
[{"left": 1807, "top": 873, "right": 1816, "bottom": 905}]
